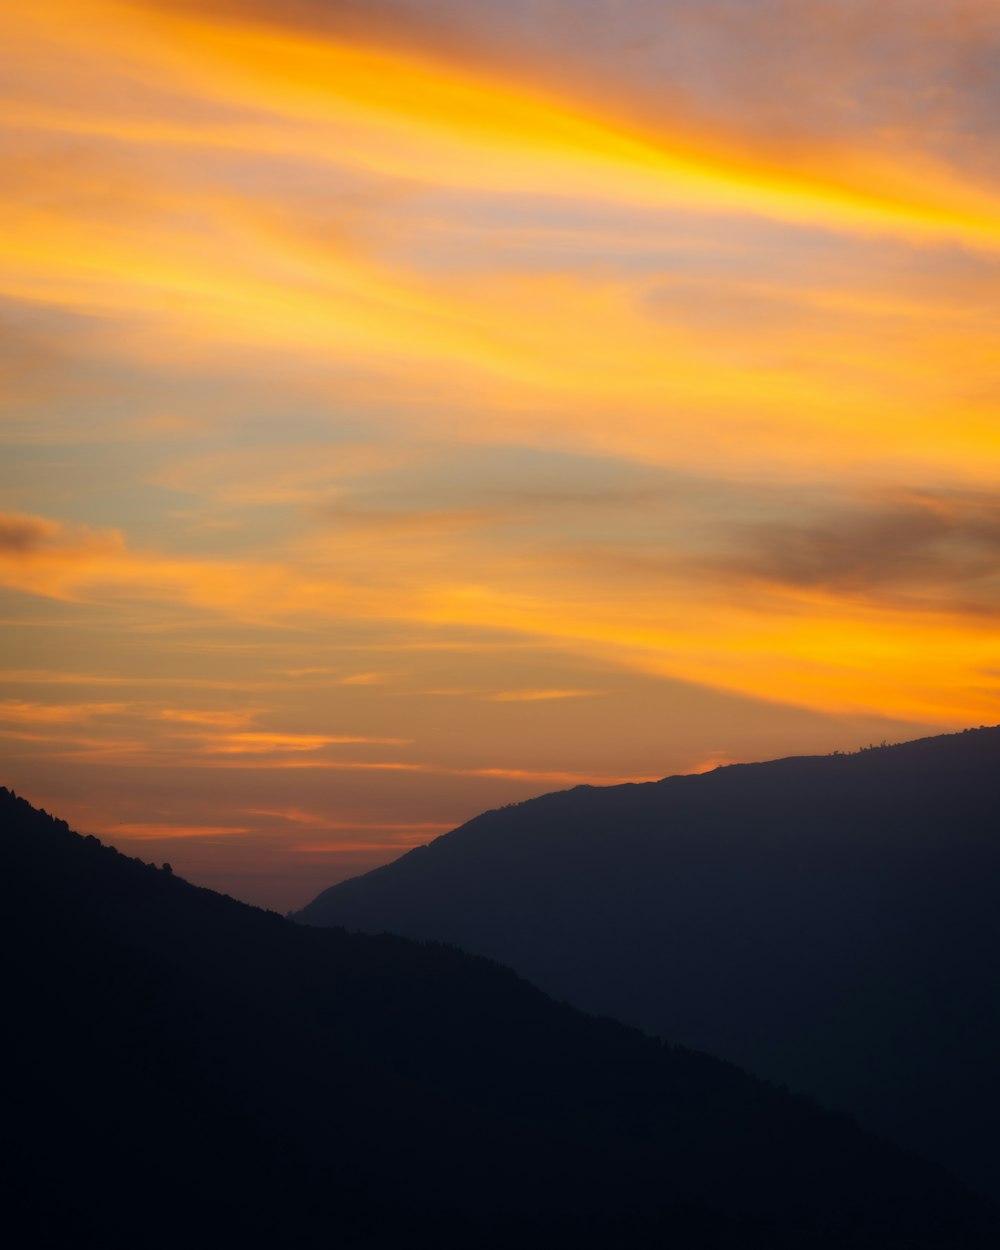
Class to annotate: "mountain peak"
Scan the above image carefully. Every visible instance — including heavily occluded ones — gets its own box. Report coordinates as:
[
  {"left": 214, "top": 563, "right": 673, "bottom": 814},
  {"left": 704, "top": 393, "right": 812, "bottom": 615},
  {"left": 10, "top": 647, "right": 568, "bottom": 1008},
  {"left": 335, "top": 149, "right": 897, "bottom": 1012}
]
[{"left": 296, "top": 724, "right": 1000, "bottom": 1201}]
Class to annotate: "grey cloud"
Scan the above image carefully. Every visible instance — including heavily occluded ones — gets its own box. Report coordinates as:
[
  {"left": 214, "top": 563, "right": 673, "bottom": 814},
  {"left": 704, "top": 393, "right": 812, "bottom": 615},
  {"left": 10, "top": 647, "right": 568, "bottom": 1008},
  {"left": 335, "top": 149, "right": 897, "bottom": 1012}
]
[
  {"left": 0, "top": 515, "right": 59, "bottom": 554},
  {"left": 719, "top": 491, "right": 1000, "bottom": 600}
]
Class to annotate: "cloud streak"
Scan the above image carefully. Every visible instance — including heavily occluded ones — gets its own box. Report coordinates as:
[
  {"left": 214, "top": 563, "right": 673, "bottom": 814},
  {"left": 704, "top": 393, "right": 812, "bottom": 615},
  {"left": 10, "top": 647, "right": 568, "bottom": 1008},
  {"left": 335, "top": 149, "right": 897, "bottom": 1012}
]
[{"left": 10, "top": 1, "right": 1000, "bottom": 248}]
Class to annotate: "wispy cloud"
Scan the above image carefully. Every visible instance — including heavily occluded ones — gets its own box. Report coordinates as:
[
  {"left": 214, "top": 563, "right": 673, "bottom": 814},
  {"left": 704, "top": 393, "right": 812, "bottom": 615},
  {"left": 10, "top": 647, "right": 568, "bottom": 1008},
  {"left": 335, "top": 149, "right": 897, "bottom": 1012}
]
[
  {"left": 186, "top": 731, "right": 411, "bottom": 754},
  {"left": 484, "top": 688, "right": 601, "bottom": 702},
  {"left": 335, "top": 671, "right": 389, "bottom": 686},
  {"left": 104, "top": 822, "right": 253, "bottom": 840},
  {"left": 0, "top": 699, "right": 129, "bottom": 724},
  {"left": 244, "top": 805, "right": 452, "bottom": 834},
  {"left": 11, "top": 1, "right": 1000, "bottom": 246},
  {"left": 156, "top": 707, "right": 259, "bottom": 728}
]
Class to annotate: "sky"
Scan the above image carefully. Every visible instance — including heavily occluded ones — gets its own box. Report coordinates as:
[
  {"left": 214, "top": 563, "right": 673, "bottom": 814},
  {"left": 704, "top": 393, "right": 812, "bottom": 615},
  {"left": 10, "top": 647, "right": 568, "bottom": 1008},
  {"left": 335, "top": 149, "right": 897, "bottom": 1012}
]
[{"left": 2, "top": 0, "right": 1000, "bottom": 911}]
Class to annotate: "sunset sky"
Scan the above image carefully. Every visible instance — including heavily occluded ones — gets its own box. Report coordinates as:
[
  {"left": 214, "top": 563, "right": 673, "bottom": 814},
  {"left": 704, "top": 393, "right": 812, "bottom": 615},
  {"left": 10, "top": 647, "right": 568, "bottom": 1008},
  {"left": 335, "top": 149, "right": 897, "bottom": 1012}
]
[{"left": 3, "top": 0, "right": 1000, "bottom": 910}]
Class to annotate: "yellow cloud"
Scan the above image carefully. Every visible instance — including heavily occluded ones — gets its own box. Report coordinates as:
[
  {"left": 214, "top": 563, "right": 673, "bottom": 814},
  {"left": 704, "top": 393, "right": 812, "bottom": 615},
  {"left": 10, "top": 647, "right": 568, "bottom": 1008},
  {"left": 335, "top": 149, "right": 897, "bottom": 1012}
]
[
  {"left": 9, "top": 1, "right": 1000, "bottom": 247},
  {"left": 3, "top": 507, "right": 999, "bottom": 727}
]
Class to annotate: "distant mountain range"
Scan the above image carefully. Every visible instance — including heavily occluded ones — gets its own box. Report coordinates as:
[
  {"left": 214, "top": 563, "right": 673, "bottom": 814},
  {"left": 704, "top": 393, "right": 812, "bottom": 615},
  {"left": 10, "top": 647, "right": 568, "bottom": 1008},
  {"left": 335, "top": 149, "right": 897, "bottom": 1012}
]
[
  {"left": 4, "top": 786, "right": 995, "bottom": 1248},
  {"left": 296, "top": 725, "right": 1000, "bottom": 1201}
]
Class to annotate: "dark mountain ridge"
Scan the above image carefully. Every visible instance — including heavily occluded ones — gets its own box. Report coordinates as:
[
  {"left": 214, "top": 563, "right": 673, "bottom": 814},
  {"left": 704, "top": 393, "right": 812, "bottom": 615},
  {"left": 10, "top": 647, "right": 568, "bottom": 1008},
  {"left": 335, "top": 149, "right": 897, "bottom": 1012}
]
[
  {"left": 296, "top": 725, "right": 1000, "bottom": 1199},
  {"left": 3, "top": 785, "right": 995, "bottom": 1248}
]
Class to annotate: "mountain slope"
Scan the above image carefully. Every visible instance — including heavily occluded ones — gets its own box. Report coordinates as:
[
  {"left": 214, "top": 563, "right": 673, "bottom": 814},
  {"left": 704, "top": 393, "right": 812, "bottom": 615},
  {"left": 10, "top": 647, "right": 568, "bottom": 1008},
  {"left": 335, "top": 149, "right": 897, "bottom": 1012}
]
[
  {"left": 297, "top": 725, "right": 1000, "bottom": 1199},
  {"left": 3, "top": 786, "right": 995, "bottom": 1248}
]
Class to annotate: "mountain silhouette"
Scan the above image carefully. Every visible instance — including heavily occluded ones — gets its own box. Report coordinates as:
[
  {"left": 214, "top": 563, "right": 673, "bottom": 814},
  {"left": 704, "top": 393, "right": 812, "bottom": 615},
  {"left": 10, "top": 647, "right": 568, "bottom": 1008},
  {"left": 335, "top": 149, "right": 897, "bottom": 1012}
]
[
  {"left": 3, "top": 786, "right": 996, "bottom": 1248},
  {"left": 296, "top": 725, "right": 1000, "bottom": 1201}
]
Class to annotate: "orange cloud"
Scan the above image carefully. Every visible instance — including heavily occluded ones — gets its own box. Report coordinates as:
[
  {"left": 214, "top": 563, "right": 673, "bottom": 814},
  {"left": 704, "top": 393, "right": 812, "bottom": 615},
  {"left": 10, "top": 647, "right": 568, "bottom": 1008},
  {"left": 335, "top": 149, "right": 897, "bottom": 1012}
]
[
  {"left": 156, "top": 708, "right": 259, "bottom": 728},
  {"left": 685, "top": 752, "right": 743, "bottom": 776},
  {"left": 335, "top": 672, "right": 389, "bottom": 686},
  {"left": 0, "top": 514, "right": 127, "bottom": 600},
  {"left": 0, "top": 511, "right": 386, "bottom": 623},
  {"left": 104, "top": 822, "right": 253, "bottom": 840},
  {"left": 414, "top": 576, "right": 1000, "bottom": 726},
  {"left": 461, "top": 765, "right": 658, "bottom": 785},
  {"left": 239, "top": 760, "right": 657, "bottom": 786},
  {"left": 485, "top": 688, "right": 601, "bottom": 702},
  {"left": 244, "top": 806, "right": 452, "bottom": 834},
  {"left": 0, "top": 699, "right": 129, "bottom": 724},
  {"left": 190, "top": 731, "right": 411, "bottom": 754},
  {"left": 4, "top": 504, "right": 999, "bottom": 728}
]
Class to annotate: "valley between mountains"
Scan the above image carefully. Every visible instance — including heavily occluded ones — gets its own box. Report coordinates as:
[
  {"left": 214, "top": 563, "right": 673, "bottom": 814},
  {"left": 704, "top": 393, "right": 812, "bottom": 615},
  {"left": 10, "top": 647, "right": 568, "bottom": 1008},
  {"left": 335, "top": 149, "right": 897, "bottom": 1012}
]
[{"left": 5, "top": 725, "right": 999, "bottom": 1246}]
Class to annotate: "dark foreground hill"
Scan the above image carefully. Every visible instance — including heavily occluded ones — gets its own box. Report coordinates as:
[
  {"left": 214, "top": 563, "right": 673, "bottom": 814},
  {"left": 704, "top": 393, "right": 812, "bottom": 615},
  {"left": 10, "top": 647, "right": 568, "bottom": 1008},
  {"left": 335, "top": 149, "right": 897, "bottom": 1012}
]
[
  {"left": 297, "top": 725, "right": 1000, "bottom": 1201},
  {"left": 3, "top": 789, "right": 996, "bottom": 1249}
]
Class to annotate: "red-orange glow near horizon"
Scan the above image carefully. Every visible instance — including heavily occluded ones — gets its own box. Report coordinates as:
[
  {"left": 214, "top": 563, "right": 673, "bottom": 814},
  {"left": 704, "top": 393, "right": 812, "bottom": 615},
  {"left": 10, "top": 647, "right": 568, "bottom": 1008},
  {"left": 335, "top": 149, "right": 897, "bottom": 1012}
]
[{"left": 3, "top": 0, "right": 1000, "bottom": 909}]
